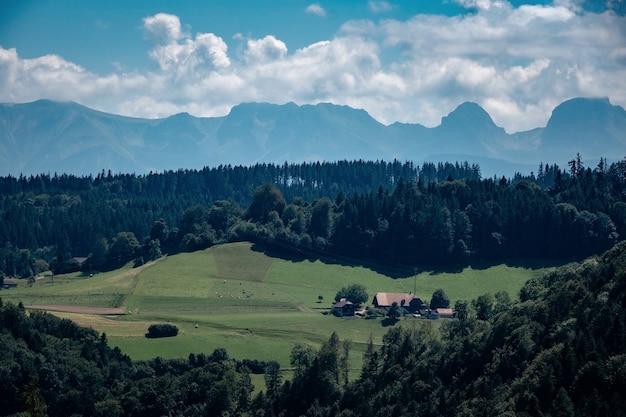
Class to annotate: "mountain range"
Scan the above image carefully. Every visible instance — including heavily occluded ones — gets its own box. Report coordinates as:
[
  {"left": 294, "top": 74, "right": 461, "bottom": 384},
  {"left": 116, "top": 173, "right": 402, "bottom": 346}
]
[{"left": 1, "top": 97, "right": 625, "bottom": 178}]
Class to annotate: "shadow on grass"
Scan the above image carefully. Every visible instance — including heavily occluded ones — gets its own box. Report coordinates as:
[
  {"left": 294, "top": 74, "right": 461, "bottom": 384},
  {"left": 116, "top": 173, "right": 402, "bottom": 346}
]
[
  {"left": 251, "top": 239, "right": 417, "bottom": 279},
  {"left": 249, "top": 238, "right": 573, "bottom": 279},
  {"left": 426, "top": 256, "right": 576, "bottom": 276},
  {"left": 381, "top": 317, "right": 399, "bottom": 327}
]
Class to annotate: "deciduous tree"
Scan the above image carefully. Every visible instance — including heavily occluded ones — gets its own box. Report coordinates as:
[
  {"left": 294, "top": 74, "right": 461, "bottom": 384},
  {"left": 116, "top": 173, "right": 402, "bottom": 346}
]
[
  {"left": 430, "top": 288, "right": 450, "bottom": 309},
  {"left": 334, "top": 284, "right": 368, "bottom": 305},
  {"left": 247, "top": 183, "right": 286, "bottom": 223}
]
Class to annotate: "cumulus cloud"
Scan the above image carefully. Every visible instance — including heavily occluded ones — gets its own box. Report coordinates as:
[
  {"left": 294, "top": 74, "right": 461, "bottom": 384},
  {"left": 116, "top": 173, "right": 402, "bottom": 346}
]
[
  {"left": 0, "top": 47, "right": 136, "bottom": 104},
  {"left": 244, "top": 35, "right": 288, "bottom": 63},
  {"left": 341, "top": 2, "right": 626, "bottom": 129},
  {"left": 143, "top": 13, "right": 185, "bottom": 43},
  {"left": 306, "top": 4, "right": 326, "bottom": 17},
  {"left": 1, "top": 6, "right": 625, "bottom": 132},
  {"left": 144, "top": 13, "right": 230, "bottom": 74}
]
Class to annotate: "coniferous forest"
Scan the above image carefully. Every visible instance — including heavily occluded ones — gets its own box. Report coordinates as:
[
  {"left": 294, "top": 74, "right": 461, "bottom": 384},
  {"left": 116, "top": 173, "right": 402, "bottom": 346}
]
[
  {"left": 0, "top": 157, "right": 623, "bottom": 278},
  {"left": 1, "top": 156, "right": 626, "bottom": 416}
]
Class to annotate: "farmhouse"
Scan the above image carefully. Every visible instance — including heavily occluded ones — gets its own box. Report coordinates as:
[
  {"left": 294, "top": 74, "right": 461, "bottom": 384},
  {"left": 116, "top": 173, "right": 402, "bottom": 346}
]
[
  {"left": 332, "top": 298, "right": 355, "bottom": 317},
  {"left": 3, "top": 279, "right": 18, "bottom": 289},
  {"left": 372, "top": 292, "right": 427, "bottom": 313},
  {"left": 435, "top": 308, "right": 455, "bottom": 318}
]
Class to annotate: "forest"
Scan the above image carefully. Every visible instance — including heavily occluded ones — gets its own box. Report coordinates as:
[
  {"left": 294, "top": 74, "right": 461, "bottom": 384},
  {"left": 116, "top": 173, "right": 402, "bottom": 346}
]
[
  {"left": 0, "top": 156, "right": 624, "bottom": 280},
  {"left": 1, "top": 240, "right": 625, "bottom": 416},
  {"left": 1, "top": 155, "right": 626, "bottom": 416}
]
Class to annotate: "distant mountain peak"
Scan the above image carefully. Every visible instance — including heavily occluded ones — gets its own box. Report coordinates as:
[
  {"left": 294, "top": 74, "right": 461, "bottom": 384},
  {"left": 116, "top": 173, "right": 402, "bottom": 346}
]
[
  {"left": 547, "top": 97, "right": 618, "bottom": 122},
  {"left": 226, "top": 101, "right": 381, "bottom": 128},
  {"left": 166, "top": 111, "right": 194, "bottom": 120},
  {"left": 441, "top": 102, "right": 497, "bottom": 127},
  {"left": 229, "top": 101, "right": 293, "bottom": 112},
  {"left": 543, "top": 97, "right": 626, "bottom": 154},
  {"left": 560, "top": 96, "right": 611, "bottom": 106},
  {"left": 1, "top": 97, "right": 625, "bottom": 177}
]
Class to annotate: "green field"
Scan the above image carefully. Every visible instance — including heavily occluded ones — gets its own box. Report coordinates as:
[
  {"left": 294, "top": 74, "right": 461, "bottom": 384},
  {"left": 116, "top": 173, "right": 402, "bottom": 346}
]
[{"left": 1, "top": 242, "right": 561, "bottom": 371}]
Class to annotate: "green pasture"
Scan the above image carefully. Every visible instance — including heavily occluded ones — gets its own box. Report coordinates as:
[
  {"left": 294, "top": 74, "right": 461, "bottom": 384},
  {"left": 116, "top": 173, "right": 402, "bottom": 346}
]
[
  {"left": 102, "top": 311, "right": 436, "bottom": 369},
  {"left": 1, "top": 263, "right": 140, "bottom": 307},
  {"left": 3, "top": 241, "right": 562, "bottom": 371}
]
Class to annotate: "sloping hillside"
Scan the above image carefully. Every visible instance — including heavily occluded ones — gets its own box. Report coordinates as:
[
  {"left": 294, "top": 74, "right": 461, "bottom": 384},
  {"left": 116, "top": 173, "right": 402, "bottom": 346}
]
[{"left": 1, "top": 242, "right": 624, "bottom": 416}]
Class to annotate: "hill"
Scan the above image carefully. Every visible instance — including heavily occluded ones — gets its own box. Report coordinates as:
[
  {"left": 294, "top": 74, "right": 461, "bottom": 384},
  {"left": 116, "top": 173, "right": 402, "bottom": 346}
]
[
  {"left": 1, "top": 241, "right": 557, "bottom": 363},
  {"left": 1, "top": 97, "right": 625, "bottom": 177},
  {"left": 0, "top": 241, "right": 624, "bottom": 416}
]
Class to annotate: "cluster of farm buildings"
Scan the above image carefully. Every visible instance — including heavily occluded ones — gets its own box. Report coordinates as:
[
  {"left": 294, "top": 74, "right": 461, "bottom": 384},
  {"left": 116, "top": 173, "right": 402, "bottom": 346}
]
[{"left": 332, "top": 292, "right": 455, "bottom": 319}]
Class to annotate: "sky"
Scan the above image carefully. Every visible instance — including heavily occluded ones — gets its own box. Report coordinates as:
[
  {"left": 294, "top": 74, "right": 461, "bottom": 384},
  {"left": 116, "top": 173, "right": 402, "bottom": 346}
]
[{"left": 0, "top": 0, "right": 625, "bottom": 133}]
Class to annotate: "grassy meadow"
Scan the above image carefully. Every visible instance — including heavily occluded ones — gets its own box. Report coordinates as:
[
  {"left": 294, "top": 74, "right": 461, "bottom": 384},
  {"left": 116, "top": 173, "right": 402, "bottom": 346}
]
[{"left": 1, "top": 242, "right": 561, "bottom": 372}]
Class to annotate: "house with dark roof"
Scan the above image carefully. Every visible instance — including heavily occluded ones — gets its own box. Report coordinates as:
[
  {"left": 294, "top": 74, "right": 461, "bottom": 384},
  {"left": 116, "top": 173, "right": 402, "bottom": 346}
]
[
  {"left": 372, "top": 292, "right": 427, "bottom": 313},
  {"left": 332, "top": 298, "right": 356, "bottom": 317},
  {"left": 3, "top": 279, "right": 18, "bottom": 289}
]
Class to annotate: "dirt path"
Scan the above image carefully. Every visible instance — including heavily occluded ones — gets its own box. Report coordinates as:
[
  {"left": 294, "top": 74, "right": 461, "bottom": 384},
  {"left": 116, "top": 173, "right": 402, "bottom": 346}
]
[{"left": 26, "top": 305, "right": 126, "bottom": 315}]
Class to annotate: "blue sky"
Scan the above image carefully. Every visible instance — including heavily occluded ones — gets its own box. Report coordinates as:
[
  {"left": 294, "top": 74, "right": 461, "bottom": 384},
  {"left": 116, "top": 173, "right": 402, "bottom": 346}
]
[{"left": 1, "top": 0, "right": 625, "bottom": 132}]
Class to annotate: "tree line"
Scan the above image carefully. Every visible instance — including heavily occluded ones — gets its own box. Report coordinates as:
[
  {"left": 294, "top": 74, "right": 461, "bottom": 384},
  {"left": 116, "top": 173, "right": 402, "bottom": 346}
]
[
  {"left": 0, "top": 156, "right": 625, "bottom": 280},
  {"left": 2, "top": 240, "right": 625, "bottom": 416}
]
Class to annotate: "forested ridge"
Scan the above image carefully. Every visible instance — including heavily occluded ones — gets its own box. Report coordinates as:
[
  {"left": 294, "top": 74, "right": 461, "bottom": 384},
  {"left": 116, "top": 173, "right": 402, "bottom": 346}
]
[
  {"left": 0, "top": 157, "right": 624, "bottom": 279},
  {"left": 2, "top": 240, "right": 626, "bottom": 416},
  {"left": 1, "top": 156, "right": 625, "bottom": 416}
]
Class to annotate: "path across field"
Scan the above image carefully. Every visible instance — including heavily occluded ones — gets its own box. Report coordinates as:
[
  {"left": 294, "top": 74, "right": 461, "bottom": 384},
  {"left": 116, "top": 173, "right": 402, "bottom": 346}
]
[{"left": 26, "top": 305, "right": 126, "bottom": 315}]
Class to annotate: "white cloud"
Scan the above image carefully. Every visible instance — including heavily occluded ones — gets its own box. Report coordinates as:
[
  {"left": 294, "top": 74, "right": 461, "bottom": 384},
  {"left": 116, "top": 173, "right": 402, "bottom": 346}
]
[
  {"left": 369, "top": 1, "right": 394, "bottom": 13},
  {"left": 1, "top": 7, "right": 625, "bottom": 133},
  {"left": 508, "top": 4, "right": 575, "bottom": 26},
  {"left": 504, "top": 59, "right": 551, "bottom": 83},
  {"left": 144, "top": 14, "right": 230, "bottom": 74},
  {"left": 342, "top": 3, "right": 626, "bottom": 129},
  {"left": 143, "top": 13, "right": 185, "bottom": 43},
  {"left": 244, "top": 35, "right": 288, "bottom": 63},
  {"left": 455, "top": 0, "right": 508, "bottom": 11},
  {"left": 0, "top": 47, "right": 108, "bottom": 103},
  {"left": 306, "top": 4, "right": 326, "bottom": 17}
]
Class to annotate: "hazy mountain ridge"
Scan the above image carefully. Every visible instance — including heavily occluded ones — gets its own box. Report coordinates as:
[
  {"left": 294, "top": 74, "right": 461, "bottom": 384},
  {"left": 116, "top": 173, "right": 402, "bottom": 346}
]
[
  {"left": 1, "top": 97, "right": 625, "bottom": 177},
  {"left": 543, "top": 97, "right": 626, "bottom": 154}
]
